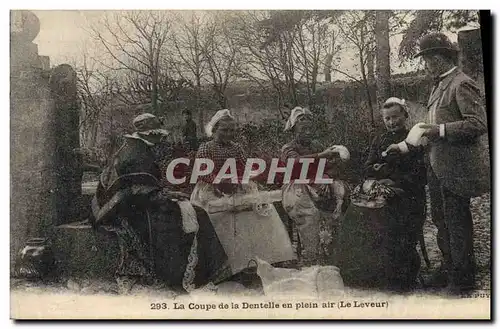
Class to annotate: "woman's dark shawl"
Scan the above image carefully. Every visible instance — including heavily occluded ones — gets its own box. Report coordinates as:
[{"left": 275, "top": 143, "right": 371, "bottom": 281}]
[{"left": 90, "top": 136, "right": 230, "bottom": 289}]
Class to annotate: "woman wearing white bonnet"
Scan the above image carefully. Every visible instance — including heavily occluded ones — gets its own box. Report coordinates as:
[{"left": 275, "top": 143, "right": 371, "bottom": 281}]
[
  {"left": 280, "top": 106, "right": 351, "bottom": 265},
  {"left": 384, "top": 97, "right": 407, "bottom": 110},
  {"left": 284, "top": 106, "right": 312, "bottom": 132},
  {"left": 336, "top": 96, "right": 427, "bottom": 291},
  {"left": 204, "top": 108, "right": 233, "bottom": 137},
  {"left": 191, "top": 109, "right": 296, "bottom": 282}
]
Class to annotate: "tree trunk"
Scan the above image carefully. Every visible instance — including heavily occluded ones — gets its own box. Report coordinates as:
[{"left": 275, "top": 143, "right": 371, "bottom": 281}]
[
  {"left": 217, "top": 88, "right": 227, "bottom": 108},
  {"left": 311, "top": 61, "right": 318, "bottom": 100},
  {"left": 359, "top": 26, "right": 375, "bottom": 129},
  {"left": 324, "top": 31, "right": 336, "bottom": 83},
  {"left": 324, "top": 53, "right": 333, "bottom": 83},
  {"left": 195, "top": 74, "right": 204, "bottom": 136},
  {"left": 90, "top": 117, "right": 99, "bottom": 148},
  {"left": 375, "top": 10, "right": 392, "bottom": 104},
  {"left": 367, "top": 49, "right": 375, "bottom": 82},
  {"left": 360, "top": 59, "right": 375, "bottom": 128},
  {"left": 151, "top": 74, "right": 158, "bottom": 113}
]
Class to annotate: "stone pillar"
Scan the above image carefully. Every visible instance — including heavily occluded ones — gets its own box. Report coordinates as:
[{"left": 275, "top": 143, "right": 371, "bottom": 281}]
[
  {"left": 458, "top": 28, "right": 485, "bottom": 96},
  {"left": 10, "top": 10, "right": 57, "bottom": 268},
  {"left": 49, "top": 64, "right": 83, "bottom": 226},
  {"left": 458, "top": 28, "right": 490, "bottom": 185}
]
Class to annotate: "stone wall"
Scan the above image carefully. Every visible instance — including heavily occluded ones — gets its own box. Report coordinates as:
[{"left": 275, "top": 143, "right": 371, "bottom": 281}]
[
  {"left": 11, "top": 11, "right": 55, "bottom": 268},
  {"left": 10, "top": 10, "right": 82, "bottom": 269}
]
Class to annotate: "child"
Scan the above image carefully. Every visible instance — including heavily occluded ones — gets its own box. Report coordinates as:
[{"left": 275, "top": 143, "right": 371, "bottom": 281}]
[{"left": 182, "top": 109, "right": 198, "bottom": 152}]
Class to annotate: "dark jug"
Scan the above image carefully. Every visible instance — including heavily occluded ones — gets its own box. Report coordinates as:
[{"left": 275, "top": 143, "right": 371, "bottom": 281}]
[{"left": 14, "top": 238, "right": 56, "bottom": 280}]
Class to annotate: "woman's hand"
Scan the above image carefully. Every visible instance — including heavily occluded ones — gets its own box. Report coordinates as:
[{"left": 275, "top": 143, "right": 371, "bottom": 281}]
[
  {"left": 382, "top": 144, "right": 401, "bottom": 157},
  {"left": 319, "top": 148, "right": 337, "bottom": 158}
]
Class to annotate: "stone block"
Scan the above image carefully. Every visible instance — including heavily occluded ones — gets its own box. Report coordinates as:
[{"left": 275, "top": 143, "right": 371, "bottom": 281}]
[{"left": 52, "top": 223, "right": 119, "bottom": 280}]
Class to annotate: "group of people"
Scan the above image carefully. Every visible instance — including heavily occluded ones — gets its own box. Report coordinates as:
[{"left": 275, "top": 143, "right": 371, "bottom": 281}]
[{"left": 90, "top": 32, "right": 489, "bottom": 296}]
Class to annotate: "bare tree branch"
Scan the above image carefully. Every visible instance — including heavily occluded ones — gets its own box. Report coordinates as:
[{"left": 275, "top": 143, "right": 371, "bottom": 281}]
[{"left": 89, "top": 11, "right": 172, "bottom": 111}]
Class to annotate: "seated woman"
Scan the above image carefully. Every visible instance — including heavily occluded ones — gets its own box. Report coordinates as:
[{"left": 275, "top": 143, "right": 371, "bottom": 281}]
[
  {"left": 280, "top": 107, "right": 351, "bottom": 265},
  {"left": 91, "top": 113, "right": 230, "bottom": 294},
  {"left": 336, "top": 97, "right": 427, "bottom": 292},
  {"left": 190, "top": 109, "right": 296, "bottom": 282}
]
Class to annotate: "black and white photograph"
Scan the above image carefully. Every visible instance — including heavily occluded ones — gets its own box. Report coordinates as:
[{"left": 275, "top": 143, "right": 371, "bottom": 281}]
[{"left": 8, "top": 8, "right": 492, "bottom": 320}]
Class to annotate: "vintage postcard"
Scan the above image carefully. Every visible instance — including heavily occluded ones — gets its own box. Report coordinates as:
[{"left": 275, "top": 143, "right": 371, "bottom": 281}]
[{"left": 9, "top": 9, "right": 491, "bottom": 320}]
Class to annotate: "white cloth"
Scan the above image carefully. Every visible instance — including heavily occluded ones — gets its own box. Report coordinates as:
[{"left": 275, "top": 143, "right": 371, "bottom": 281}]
[
  {"left": 190, "top": 181, "right": 296, "bottom": 275},
  {"left": 440, "top": 124, "right": 445, "bottom": 137},
  {"left": 405, "top": 122, "right": 427, "bottom": 146},
  {"left": 205, "top": 109, "right": 233, "bottom": 137},
  {"left": 284, "top": 107, "right": 312, "bottom": 132},
  {"left": 328, "top": 145, "right": 350, "bottom": 160},
  {"left": 177, "top": 200, "right": 199, "bottom": 234},
  {"left": 255, "top": 257, "right": 344, "bottom": 298}
]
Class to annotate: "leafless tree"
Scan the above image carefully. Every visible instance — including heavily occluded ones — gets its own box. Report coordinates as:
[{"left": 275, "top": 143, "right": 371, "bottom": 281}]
[
  {"left": 293, "top": 16, "right": 340, "bottom": 106},
  {"left": 88, "top": 10, "right": 172, "bottom": 112},
  {"left": 169, "top": 11, "right": 208, "bottom": 127},
  {"left": 201, "top": 12, "right": 243, "bottom": 108},
  {"left": 74, "top": 52, "right": 117, "bottom": 149},
  {"left": 232, "top": 11, "right": 299, "bottom": 118},
  {"left": 333, "top": 11, "right": 377, "bottom": 127},
  {"left": 375, "top": 10, "right": 392, "bottom": 103}
]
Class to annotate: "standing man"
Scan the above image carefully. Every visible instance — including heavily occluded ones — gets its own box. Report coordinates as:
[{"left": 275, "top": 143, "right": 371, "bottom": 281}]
[
  {"left": 182, "top": 109, "right": 198, "bottom": 152},
  {"left": 386, "top": 32, "right": 490, "bottom": 294}
]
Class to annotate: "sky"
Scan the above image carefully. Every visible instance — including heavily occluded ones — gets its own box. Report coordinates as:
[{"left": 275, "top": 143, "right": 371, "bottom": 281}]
[
  {"left": 28, "top": 10, "right": 478, "bottom": 81},
  {"left": 32, "top": 10, "right": 104, "bottom": 64}
]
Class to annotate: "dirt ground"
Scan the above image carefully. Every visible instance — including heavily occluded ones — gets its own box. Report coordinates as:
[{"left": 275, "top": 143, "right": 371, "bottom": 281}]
[{"left": 419, "top": 191, "right": 491, "bottom": 290}]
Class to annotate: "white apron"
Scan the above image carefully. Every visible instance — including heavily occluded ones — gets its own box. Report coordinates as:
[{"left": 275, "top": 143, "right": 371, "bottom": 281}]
[{"left": 191, "top": 182, "right": 296, "bottom": 275}]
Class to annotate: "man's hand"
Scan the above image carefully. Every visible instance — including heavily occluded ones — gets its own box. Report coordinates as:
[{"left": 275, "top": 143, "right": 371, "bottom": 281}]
[
  {"left": 420, "top": 124, "right": 440, "bottom": 140},
  {"left": 318, "top": 149, "right": 336, "bottom": 159}
]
